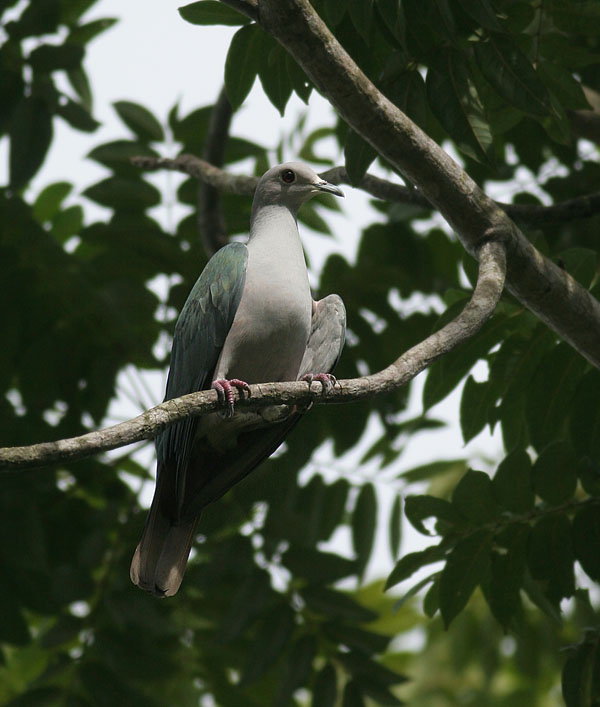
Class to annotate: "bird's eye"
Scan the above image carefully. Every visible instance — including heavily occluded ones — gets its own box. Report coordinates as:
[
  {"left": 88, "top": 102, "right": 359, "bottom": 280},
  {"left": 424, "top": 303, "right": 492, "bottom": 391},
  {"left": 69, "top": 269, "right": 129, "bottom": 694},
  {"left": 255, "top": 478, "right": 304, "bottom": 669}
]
[{"left": 281, "top": 169, "right": 296, "bottom": 184}]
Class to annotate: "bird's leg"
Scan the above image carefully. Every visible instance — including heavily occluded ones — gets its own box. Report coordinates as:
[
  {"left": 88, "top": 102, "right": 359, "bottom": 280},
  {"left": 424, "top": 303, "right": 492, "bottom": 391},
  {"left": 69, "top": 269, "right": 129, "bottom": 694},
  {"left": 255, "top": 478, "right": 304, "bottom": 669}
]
[
  {"left": 301, "top": 372, "right": 337, "bottom": 394},
  {"left": 212, "top": 378, "right": 251, "bottom": 417}
]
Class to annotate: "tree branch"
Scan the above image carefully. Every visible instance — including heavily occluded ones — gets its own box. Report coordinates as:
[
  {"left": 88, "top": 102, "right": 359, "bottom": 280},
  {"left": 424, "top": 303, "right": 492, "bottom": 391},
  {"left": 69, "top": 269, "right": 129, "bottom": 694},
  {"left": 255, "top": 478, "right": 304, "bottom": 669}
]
[
  {"left": 253, "top": 0, "right": 600, "bottom": 370},
  {"left": 134, "top": 154, "right": 600, "bottom": 228},
  {"left": 0, "top": 241, "right": 506, "bottom": 470},
  {"left": 198, "top": 87, "right": 233, "bottom": 256}
]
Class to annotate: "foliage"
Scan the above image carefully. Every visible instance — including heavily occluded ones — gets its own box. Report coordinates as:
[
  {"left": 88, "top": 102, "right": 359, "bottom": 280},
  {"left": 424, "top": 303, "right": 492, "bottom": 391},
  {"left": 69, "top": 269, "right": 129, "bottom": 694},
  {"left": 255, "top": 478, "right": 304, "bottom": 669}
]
[{"left": 1, "top": 0, "right": 600, "bottom": 705}]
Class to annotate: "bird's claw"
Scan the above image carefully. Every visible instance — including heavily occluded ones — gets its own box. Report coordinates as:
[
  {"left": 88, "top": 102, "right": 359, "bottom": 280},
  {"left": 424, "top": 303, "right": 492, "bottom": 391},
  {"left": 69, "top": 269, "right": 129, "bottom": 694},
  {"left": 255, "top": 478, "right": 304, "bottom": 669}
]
[
  {"left": 213, "top": 378, "right": 251, "bottom": 417},
  {"left": 301, "top": 372, "right": 337, "bottom": 394}
]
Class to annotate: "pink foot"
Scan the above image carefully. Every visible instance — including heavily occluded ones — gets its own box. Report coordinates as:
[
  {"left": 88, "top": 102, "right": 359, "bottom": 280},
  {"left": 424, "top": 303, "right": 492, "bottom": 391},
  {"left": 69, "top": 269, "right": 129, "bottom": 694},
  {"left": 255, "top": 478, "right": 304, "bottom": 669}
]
[
  {"left": 212, "top": 378, "right": 251, "bottom": 417},
  {"left": 301, "top": 372, "right": 337, "bottom": 394}
]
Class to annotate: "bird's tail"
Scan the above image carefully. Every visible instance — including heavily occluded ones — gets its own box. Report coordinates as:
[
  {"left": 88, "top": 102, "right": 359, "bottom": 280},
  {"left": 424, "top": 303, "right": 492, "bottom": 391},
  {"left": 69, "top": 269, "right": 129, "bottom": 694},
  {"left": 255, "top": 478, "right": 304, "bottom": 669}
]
[{"left": 130, "top": 495, "right": 199, "bottom": 598}]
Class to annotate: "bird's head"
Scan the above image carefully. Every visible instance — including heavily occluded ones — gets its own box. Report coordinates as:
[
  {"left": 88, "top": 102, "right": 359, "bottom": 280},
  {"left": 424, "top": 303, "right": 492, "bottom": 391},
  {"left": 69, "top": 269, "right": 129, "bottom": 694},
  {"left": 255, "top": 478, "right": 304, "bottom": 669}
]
[{"left": 253, "top": 161, "right": 344, "bottom": 215}]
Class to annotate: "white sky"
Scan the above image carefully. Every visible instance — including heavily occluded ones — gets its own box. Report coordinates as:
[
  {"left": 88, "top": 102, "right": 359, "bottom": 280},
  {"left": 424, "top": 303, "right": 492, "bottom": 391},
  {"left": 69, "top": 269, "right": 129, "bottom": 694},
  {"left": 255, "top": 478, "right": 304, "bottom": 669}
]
[{"left": 4, "top": 0, "right": 505, "bottom": 586}]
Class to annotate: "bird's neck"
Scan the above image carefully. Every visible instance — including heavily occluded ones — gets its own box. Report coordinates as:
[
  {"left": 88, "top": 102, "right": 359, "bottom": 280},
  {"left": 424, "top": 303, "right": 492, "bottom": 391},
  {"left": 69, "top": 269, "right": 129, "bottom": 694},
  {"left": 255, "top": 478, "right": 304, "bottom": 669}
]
[{"left": 249, "top": 204, "right": 298, "bottom": 245}]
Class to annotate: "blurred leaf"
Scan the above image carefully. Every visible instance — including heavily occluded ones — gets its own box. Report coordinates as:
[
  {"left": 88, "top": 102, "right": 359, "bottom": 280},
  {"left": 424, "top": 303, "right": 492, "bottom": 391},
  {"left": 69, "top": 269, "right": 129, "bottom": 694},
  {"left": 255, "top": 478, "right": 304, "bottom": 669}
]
[
  {"left": 491, "top": 448, "right": 534, "bottom": 514},
  {"left": 385, "top": 544, "right": 446, "bottom": 590},
  {"left": 240, "top": 604, "right": 295, "bottom": 685},
  {"left": 458, "top": 0, "right": 502, "bottom": 30},
  {"left": 68, "top": 17, "right": 118, "bottom": 45},
  {"left": 451, "top": 469, "right": 498, "bottom": 525},
  {"left": 527, "top": 515, "right": 575, "bottom": 604},
  {"left": 52, "top": 204, "right": 83, "bottom": 242},
  {"left": 301, "top": 586, "right": 378, "bottom": 623},
  {"left": 83, "top": 176, "right": 161, "bottom": 211},
  {"left": 344, "top": 129, "right": 377, "bottom": 186},
  {"left": 426, "top": 48, "right": 493, "bottom": 163},
  {"left": 56, "top": 98, "right": 100, "bottom": 132},
  {"left": 460, "top": 375, "right": 496, "bottom": 443},
  {"left": 178, "top": 0, "right": 251, "bottom": 25},
  {"left": 439, "top": 529, "right": 493, "bottom": 627},
  {"left": 312, "top": 663, "right": 337, "bottom": 707},
  {"left": 389, "top": 494, "right": 401, "bottom": 560},
  {"left": 282, "top": 546, "right": 357, "bottom": 584},
  {"left": 532, "top": 440, "right": 577, "bottom": 506},
  {"left": 486, "top": 523, "right": 529, "bottom": 630},
  {"left": 404, "top": 495, "right": 464, "bottom": 535},
  {"left": 273, "top": 635, "right": 316, "bottom": 707},
  {"left": 525, "top": 343, "right": 587, "bottom": 451},
  {"left": 352, "top": 483, "right": 377, "bottom": 579},
  {"left": 113, "top": 100, "right": 164, "bottom": 142},
  {"left": 572, "top": 504, "right": 600, "bottom": 582},
  {"left": 28, "top": 42, "right": 84, "bottom": 71},
  {"left": 33, "top": 182, "right": 72, "bottom": 222},
  {"left": 9, "top": 96, "right": 53, "bottom": 188}
]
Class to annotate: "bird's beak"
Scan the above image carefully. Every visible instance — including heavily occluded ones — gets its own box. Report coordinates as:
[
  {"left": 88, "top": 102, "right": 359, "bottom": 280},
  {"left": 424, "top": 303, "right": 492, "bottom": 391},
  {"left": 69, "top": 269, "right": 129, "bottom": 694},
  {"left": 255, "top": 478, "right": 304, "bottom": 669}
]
[{"left": 314, "top": 180, "right": 345, "bottom": 197}]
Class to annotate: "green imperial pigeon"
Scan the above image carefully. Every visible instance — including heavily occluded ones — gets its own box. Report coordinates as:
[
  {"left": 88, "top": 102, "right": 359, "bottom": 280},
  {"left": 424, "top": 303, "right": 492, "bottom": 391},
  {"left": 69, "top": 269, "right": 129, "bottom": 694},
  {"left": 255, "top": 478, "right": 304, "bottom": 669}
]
[{"left": 131, "top": 162, "right": 346, "bottom": 597}]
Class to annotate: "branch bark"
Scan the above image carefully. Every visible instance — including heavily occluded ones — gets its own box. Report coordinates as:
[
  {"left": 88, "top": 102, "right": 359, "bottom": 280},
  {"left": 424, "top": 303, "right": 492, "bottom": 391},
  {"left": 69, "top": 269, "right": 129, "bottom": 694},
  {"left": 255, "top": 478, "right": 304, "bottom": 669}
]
[
  {"left": 0, "top": 241, "right": 506, "bottom": 470},
  {"left": 133, "top": 154, "right": 600, "bottom": 227},
  {"left": 253, "top": 0, "right": 600, "bottom": 370}
]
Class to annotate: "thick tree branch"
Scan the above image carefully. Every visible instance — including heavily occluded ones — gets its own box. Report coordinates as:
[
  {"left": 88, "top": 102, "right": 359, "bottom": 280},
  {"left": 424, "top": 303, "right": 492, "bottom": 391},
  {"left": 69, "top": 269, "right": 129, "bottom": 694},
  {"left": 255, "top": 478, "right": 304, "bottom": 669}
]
[
  {"left": 0, "top": 241, "right": 506, "bottom": 470},
  {"left": 134, "top": 154, "right": 600, "bottom": 227},
  {"left": 253, "top": 0, "right": 600, "bottom": 370},
  {"left": 198, "top": 87, "right": 233, "bottom": 256}
]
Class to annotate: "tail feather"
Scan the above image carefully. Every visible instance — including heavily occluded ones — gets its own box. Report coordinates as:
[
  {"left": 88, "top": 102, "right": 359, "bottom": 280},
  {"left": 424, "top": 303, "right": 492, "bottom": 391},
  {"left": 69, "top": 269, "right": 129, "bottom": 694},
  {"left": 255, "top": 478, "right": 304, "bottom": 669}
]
[{"left": 130, "top": 496, "right": 199, "bottom": 597}]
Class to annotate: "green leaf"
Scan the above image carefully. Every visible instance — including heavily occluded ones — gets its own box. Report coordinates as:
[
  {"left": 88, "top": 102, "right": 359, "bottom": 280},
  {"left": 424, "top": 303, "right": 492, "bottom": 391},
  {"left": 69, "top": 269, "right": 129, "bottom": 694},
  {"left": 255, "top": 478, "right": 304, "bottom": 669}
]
[
  {"left": 258, "top": 40, "right": 294, "bottom": 116},
  {"left": 323, "top": 622, "right": 390, "bottom": 655},
  {"left": 352, "top": 483, "right": 377, "bottom": 579},
  {"left": 537, "top": 62, "right": 591, "bottom": 111},
  {"left": 527, "top": 514, "right": 575, "bottom": 604},
  {"left": 562, "top": 637, "right": 600, "bottom": 707},
  {"left": 423, "top": 578, "right": 440, "bottom": 617},
  {"left": 532, "top": 440, "right": 577, "bottom": 505},
  {"left": 312, "top": 664, "right": 337, "bottom": 707},
  {"left": 404, "top": 495, "right": 464, "bottom": 535},
  {"left": 423, "top": 307, "right": 507, "bottom": 409},
  {"left": 439, "top": 530, "right": 493, "bottom": 627},
  {"left": 66, "top": 66, "right": 92, "bottom": 110},
  {"left": 9, "top": 96, "right": 53, "bottom": 188},
  {"left": 451, "top": 469, "right": 498, "bottom": 525},
  {"left": 113, "top": 101, "right": 164, "bottom": 142},
  {"left": 571, "top": 371, "right": 600, "bottom": 464},
  {"left": 33, "top": 182, "right": 72, "bottom": 222},
  {"left": 282, "top": 546, "right": 357, "bottom": 584},
  {"left": 558, "top": 248, "right": 597, "bottom": 289},
  {"left": 385, "top": 544, "right": 446, "bottom": 590},
  {"left": 273, "top": 635, "right": 316, "bottom": 707},
  {"left": 486, "top": 523, "right": 529, "bottom": 629},
  {"left": 426, "top": 48, "right": 493, "bottom": 163},
  {"left": 300, "top": 586, "right": 378, "bottom": 623},
  {"left": 389, "top": 494, "right": 401, "bottom": 560},
  {"left": 400, "top": 458, "right": 468, "bottom": 483},
  {"left": 56, "top": 98, "right": 100, "bottom": 132},
  {"left": 286, "top": 53, "right": 312, "bottom": 104},
  {"left": 459, "top": 375, "right": 495, "bottom": 443},
  {"left": 178, "top": 0, "right": 251, "bottom": 25},
  {"left": 338, "top": 650, "right": 407, "bottom": 686},
  {"left": 28, "top": 42, "right": 84, "bottom": 71},
  {"left": 344, "top": 129, "right": 377, "bottom": 186},
  {"left": 474, "top": 34, "right": 550, "bottom": 117},
  {"left": 492, "top": 448, "right": 534, "bottom": 514},
  {"left": 52, "top": 205, "right": 83, "bottom": 242},
  {"left": 240, "top": 604, "right": 295, "bottom": 685},
  {"left": 525, "top": 343, "right": 587, "bottom": 451},
  {"left": 224, "top": 24, "right": 261, "bottom": 110},
  {"left": 83, "top": 177, "right": 161, "bottom": 211},
  {"left": 550, "top": 0, "right": 600, "bottom": 35},
  {"left": 68, "top": 17, "right": 118, "bottom": 45},
  {"left": 342, "top": 681, "right": 366, "bottom": 707},
  {"left": 572, "top": 505, "right": 600, "bottom": 582},
  {"left": 458, "top": 0, "right": 502, "bottom": 30},
  {"left": 347, "top": 0, "right": 374, "bottom": 45}
]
